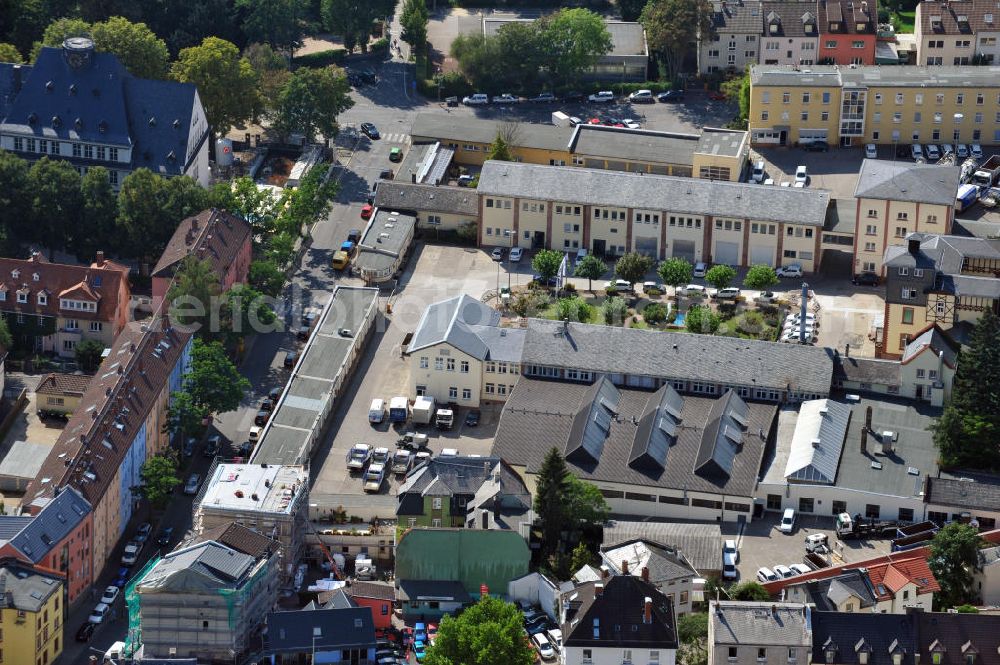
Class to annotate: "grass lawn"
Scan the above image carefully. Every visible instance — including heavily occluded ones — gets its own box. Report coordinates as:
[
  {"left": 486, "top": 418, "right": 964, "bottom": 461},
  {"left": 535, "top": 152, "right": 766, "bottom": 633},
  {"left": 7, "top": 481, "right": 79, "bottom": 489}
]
[{"left": 893, "top": 10, "right": 915, "bottom": 32}]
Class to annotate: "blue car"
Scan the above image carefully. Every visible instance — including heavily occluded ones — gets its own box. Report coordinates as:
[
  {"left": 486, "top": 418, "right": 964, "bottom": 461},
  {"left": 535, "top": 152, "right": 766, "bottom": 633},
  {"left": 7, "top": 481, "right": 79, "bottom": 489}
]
[
  {"left": 113, "top": 567, "right": 130, "bottom": 588},
  {"left": 414, "top": 640, "right": 427, "bottom": 662},
  {"left": 415, "top": 622, "right": 428, "bottom": 643}
]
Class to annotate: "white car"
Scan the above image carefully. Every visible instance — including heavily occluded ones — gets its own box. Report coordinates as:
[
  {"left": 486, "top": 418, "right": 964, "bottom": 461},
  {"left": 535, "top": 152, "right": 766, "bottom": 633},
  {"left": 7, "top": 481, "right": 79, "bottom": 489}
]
[
  {"left": 911, "top": 143, "right": 924, "bottom": 160},
  {"left": 776, "top": 264, "right": 803, "bottom": 278},
  {"left": 723, "top": 539, "right": 739, "bottom": 562},
  {"left": 121, "top": 542, "right": 140, "bottom": 566},
  {"left": 622, "top": 118, "right": 641, "bottom": 129},
  {"left": 723, "top": 552, "right": 738, "bottom": 580},
  {"left": 629, "top": 89, "right": 654, "bottom": 103},
  {"left": 693, "top": 262, "right": 707, "bottom": 278},
  {"left": 89, "top": 602, "right": 110, "bottom": 624},
  {"left": 794, "top": 165, "right": 808, "bottom": 185},
  {"left": 183, "top": 473, "right": 201, "bottom": 495},
  {"left": 789, "top": 563, "right": 812, "bottom": 576},
  {"left": 865, "top": 143, "right": 878, "bottom": 159},
  {"left": 588, "top": 90, "right": 615, "bottom": 103},
  {"left": 971, "top": 143, "right": 983, "bottom": 159},
  {"left": 462, "top": 93, "right": 489, "bottom": 106},
  {"left": 774, "top": 564, "right": 795, "bottom": 579},
  {"left": 926, "top": 144, "right": 941, "bottom": 161},
  {"left": 100, "top": 586, "right": 120, "bottom": 605},
  {"left": 785, "top": 313, "right": 817, "bottom": 327},
  {"left": 605, "top": 279, "right": 632, "bottom": 293},
  {"left": 941, "top": 143, "right": 954, "bottom": 157},
  {"left": 779, "top": 508, "right": 796, "bottom": 533},
  {"left": 782, "top": 329, "right": 817, "bottom": 344},
  {"left": 440, "top": 448, "right": 459, "bottom": 457},
  {"left": 509, "top": 247, "right": 523, "bottom": 263},
  {"left": 680, "top": 283, "right": 707, "bottom": 296},
  {"left": 533, "top": 632, "right": 556, "bottom": 661},
  {"left": 757, "top": 567, "right": 779, "bottom": 583},
  {"left": 957, "top": 143, "right": 969, "bottom": 158},
  {"left": 493, "top": 93, "right": 519, "bottom": 105},
  {"left": 713, "top": 287, "right": 741, "bottom": 300},
  {"left": 491, "top": 247, "right": 505, "bottom": 261}
]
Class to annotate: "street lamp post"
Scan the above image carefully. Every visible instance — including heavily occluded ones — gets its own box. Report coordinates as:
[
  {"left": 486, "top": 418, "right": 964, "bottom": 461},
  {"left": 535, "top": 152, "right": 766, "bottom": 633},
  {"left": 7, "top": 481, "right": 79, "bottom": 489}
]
[{"left": 493, "top": 257, "right": 502, "bottom": 307}]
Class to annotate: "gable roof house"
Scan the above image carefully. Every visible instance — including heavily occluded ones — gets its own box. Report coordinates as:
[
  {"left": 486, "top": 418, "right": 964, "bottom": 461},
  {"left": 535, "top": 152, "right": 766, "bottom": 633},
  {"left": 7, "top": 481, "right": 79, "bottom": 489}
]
[
  {"left": 151, "top": 209, "right": 253, "bottom": 305},
  {"left": 601, "top": 539, "right": 700, "bottom": 614},
  {"left": 709, "top": 601, "right": 813, "bottom": 665},
  {"left": 700, "top": 1, "right": 765, "bottom": 74},
  {"left": 397, "top": 455, "right": 531, "bottom": 530},
  {"left": 35, "top": 372, "right": 92, "bottom": 417},
  {"left": 0, "top": 251, "right": 130, "bottom": 357},
  {"left": 760, "top": 2, "right": 820, "bottom": 66},
  {"left": 0, "top": 38, "right": 209, "bottom": 188},
  {"left": 264, "top": 601, "right": 376, "bottom": 665}
]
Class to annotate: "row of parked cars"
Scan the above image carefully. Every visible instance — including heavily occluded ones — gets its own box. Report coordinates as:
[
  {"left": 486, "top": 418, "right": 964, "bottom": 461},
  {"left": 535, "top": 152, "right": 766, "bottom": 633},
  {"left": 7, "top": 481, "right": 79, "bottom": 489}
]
[
  {"left": 522, "top": 607, "right": 561, "bottom": 661},
  {"left": 461, "top": 88, "right": 687, "bottom": 106},
  {"left": 902, "top": 142, "right": 983, "bottom": 162}
]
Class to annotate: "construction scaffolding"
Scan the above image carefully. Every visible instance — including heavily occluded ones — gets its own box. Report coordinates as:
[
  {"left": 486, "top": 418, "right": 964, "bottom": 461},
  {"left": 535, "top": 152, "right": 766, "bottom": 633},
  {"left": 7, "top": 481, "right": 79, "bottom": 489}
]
[{"left": 123, "top": 555, "right": 160, "bottom": 657}]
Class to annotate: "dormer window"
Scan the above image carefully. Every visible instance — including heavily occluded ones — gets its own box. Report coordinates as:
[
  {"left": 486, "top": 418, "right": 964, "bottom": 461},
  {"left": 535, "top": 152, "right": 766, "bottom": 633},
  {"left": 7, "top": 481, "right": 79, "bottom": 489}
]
[
  {"left": 830, "top": 21, "right": 840, "bottom": 30},
  {"left": 957, "top": 14, "right": 968, "bottom": 23},
  {"left": 770, "top": 22, "right": 779, "bottom": 33},
  {"left": 32, "top": 272, "right": 38, "bottom": 282},
  {"left": 17, "top": 291, "right": 27, "bottom": 304},
  {"left": 11, "top": 270, "right": 19, "bottom": 280},
  {"left": 856, "top": 21, "right": 867, "bottom": 30},
  {"left": 37, "top": 293, "right": 47, "bottom": 306},
  {"left": 986, "top": 13, "right": 994, "bottom": 23}
]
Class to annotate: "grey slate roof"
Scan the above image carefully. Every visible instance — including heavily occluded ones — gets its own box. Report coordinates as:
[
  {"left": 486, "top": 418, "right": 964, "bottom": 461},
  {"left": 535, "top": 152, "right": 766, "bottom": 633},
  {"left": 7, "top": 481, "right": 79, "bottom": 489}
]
[
  {"left": 601, "top": 539, "right": 698, "bottom": 585},
  {"left": 408, "top": 294, "right": 516, "bottom": 361},
  {"left": 697, "top": 127, "right": 749, "bottom": 158},
  {"left": 832, "top": 355, "right": 902, "bottom": 387},
  {"left": 137, "top": 541, "right": 256, "bottom": 594},
  {"left": 811, "top": 611, "right": 918, "bottom": 665},
  {"left": 854, "top": 160, "right": 960, "bottom": 206},
  {"left": 356, "top": 209, "right": 416, "bottom": 274},
  {"left": 374, "top": 182, "right": 479, "bottom": 217},
  {"left": 410, "top": 113, "right": 573, "bottom": 152},
  {"left": 710, "top": 1, "right": 765, "bottom": 34},
  {"left": 478, "top": 162, "right": 831, "bottom": 226},
  {"left": 562, "top": 576, "right": 677, "bottom": 650},
  {"left": 492, "top": 377, "right": 776, "bottom": 498},
  {"left": 926, "top": 475, "right": 1000, "bottom": 512},
  {"left": 603, "top": 521, "right": 722, "bottom": 574},
  {"left": 914, "top": 611, "right": 1000, "bottom": 665},
  {"left": 521, "top": 318, "right": 835, "bottom": 396},
  {"left": 8, "top": 486, "right": 90, "bottom": 563},
  {"left": 802, "top": 570, "right": 878, "bottom": 611},
  {"left": 710, "top": 601, "right": 812, "bottom": 646},
  {"left": 0, "top": 564, "right": 62, "bottom": 612},
  {"left": 761, "top": 2, "right": 819, "bottom": 38},
  {"left": 900, "top": 325, "right": 958, "bottom": 368},
  {"left": 266, "top": 606, "right": 375, "bottom": 654},
  {"left": 825, "top": 198, "right": 858, "bottom": 235},
  {"left": 398, "top": 455, "right": 527, "bottom": 499}
]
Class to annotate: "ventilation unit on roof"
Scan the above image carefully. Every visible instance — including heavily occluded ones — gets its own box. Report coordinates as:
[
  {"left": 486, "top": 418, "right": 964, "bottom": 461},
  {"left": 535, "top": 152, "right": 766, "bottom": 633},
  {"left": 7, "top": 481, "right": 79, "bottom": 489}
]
[{"left": 870, "top": 461, "right": 883, "bottom": 470}]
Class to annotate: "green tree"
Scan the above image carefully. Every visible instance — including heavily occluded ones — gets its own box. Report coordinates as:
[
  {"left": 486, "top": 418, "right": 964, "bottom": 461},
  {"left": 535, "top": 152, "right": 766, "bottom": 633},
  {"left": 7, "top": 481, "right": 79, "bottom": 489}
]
[
  {"left": 223, "top": 176, "right": 282, "bottom": 238},
  {"left": 0, "top": 43, "right": 24, "bottom": 62},
  {"left": 538, "top": 8, "right": 613, "bottom": 85},
  {"left": 244, "top": 42, "right": 290, "bottom": 118},
  {"left": 74, "top": 339, "right": 106, "bottom": 372},
  {"left": 574, "top": 254, "right": 608, "bottom": 292},
  {"left": 117, "top": 170, "right": 209, "bottom": 269},
  {"left": 956, "top": 604, "right": 980, "bottom": 613},
  {"left": 705, "top": 264, "right": 737, "bottom": 290},
  {"left": 163, "top": 390, "right": 206, "bottom": 439},
  {"left": 641, "top": 0, "right": 714, "bottom": 81},
  {"left": 28, "top": 157, "right": 82, "bottom": 258},
  {"left": 615, "top": 251, "right": 653, "bottom": 286},
  {"left": 565, "top": 475, "right": 610, "bottom": 526},
  {"left": 557, "top": 297, "right": 590, "bottom": 323},
  {"left": 400, "top": 0, "right": 429, "bottom": 50},
  {"left": 249, "top": 260, "right": 286, "bottom": 297},
  {"left": 677, "top": 612, "right": 709, "bottom": 644},
  {"left": 236, "top": 0, "right": 304, "bottom": 54},
  {"left": 532, "top": 249, "right": 563, "bottom": 284},
  {"left": 139, "top": 454, "right": 181, "bottom": 509},
  {"left": 643, "top": 302, "right": 668, "bottom": 324},
  {"left": 91, "top": 17, "right": 169, "bottom": 79},
  {"left": 618, "top": 0, "right": 649, "bottom": 21},
  {"left": 534, "top": 447, "right": 570, "bottom": 558},
  {"left": 658, "top": 257, "right": 693, "bottom": 306},
  {"left": 425, "top": 597, "right": 535, "bottom": 665},
  {"left": 486, "top": 134, "right": 513, "bottom": 162},
  {"left": 171, "top": 37, "right": 259, "bottom": 134},
  {"left": 686, "top": 305, "right": 720, "bottom": 334},
  {"left": 4, "top": 0, "right": 48, "bottom": 54},
  {"left": 729, "top": 581, "right": 770, "bottom": 601},
  {"left": 743, "top": 264, "right": 778, "bottom": 291},
  {"left": 185, "top": 339, "right": 251, "bottom": 414},
  {"left": 570, "top": 541, "right": 596, "bottom": 572},
  {"left": 320, "top": 0, "right": 393, "bottom": 53},
  {"left": 220, "top": 283, "right": 277, "bottom": 339},
  {"left": 721, "top": 67, "right": 752, "bottom": 124},
  {"left": 0, "top": 318, "right": 12, "bottom": 352},
  {"left": 167, "top": 256, "right": 220, "bottom": 332},
  {"left": 0, "top": 150, "right": 32, "bottom": 251},
  {"left": 78, "top": 167, "right": 119, "bottom": 260},
  {"left": 932, "top": 310, "right": 1000, "bottom": 469},
  {"left": 274, "top": 65, "right": 353, "bottom": 142},
  {"left": 603, "top": 295, "right": 628, "bottom": 325},
  {"left": 929, "top": 523, "right": 983, "bottom": 609}
]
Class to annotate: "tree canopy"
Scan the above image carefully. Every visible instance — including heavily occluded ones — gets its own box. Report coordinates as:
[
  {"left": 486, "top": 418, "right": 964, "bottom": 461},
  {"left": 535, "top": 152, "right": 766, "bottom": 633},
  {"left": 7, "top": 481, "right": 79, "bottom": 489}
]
[
  {"left": 729, "top": 581, "right": 771, "bottom": 601},
  {"left": 400, "top": 0, "right": 429, "bottom": 50},
  {"left": 532, "top": 249, "right": 564, "bottom": 283},
  {"left": 91, "top": 17, "right": 169, "bottom": 78},
  {"left": 425, "top": 597, "right": 535, "bottom": 665},
  {"left": 929, "top": 522, "right": 983, "bottom": 609},
  {"left": 657, "top": 257, "right": 693, "bottom": 290},
  {"left": 235, "top": 0, "right": 304, "bottom": 54},
  {"left": 117, "top": 169, "right": 210, "bottom": 268},
  {"left": 705, "top": 264, "right": 737, "bottom": 290},
  {"left": 615, "top": 251, "right": 653, "bottom": 286},
  {"left": 686, "top": 304, "right": 720, "bottom": 334},
  {"left": 139, "top": 454, "right": 181, "bottom": 509},
  {"left": 167, "top": 256, "right": 221, "bottom": 331},
  {"left": 184, "top": 339, "right": 250, "bottom": 414},
  {"left": 321, "top": 0, "right": 393, "bottom": 53},
  {"left": 574, "top": 254, "right": 608, "bottom": 291},
  {"left": 641, "top": 0, "right": 714, "bottom": 80},
  {"left": 273, "top": 65, "right": 353, "bottom": 142},
  {"left": 171, "top": 36, "right": 259, "bottom": 134},
  {"left": 532, "top": 448, "right": 609, "bottom": 565},
  {"left": 743, "top": 264, "right": 778, "bottom": 291}
]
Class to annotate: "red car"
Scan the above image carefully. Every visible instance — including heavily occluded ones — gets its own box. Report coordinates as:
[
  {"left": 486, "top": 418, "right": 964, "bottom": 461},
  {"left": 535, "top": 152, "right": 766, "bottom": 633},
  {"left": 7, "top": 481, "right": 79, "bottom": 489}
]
[
  {"left": 360, "top": 204, "right": 373, "bottom": 219},
  {"left": 708, "top": 91, "right": 728, "bottom": 101},
  {"left": 587, "top": 117, "right": 601, "bottom": 124}
]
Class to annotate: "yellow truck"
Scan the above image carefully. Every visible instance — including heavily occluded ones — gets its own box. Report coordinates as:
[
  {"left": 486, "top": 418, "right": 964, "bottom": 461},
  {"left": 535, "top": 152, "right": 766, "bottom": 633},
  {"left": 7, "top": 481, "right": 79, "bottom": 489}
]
[{"left": 332, "top": 250, "right": 350, "bottom": 270}]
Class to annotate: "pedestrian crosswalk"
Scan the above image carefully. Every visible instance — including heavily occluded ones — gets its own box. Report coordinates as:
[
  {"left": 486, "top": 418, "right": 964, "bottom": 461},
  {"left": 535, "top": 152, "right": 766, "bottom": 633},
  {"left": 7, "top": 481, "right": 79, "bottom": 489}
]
[{"left": 382, "top": 133, "right": 409, "bottom": 144}]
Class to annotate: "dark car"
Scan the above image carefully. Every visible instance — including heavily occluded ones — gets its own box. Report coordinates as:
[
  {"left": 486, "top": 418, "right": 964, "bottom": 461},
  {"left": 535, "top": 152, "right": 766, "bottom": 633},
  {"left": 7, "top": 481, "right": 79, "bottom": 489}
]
[
  {"left": 379, "top": 169, "right": 394, "bottom": 180},
  {"left": 135, "top": 522, "right": 152, "bottom": 543},
  {"left": 348, "top": 68, "right": 377, "bottom": 86},
  {"left": 113, "top": 566, "right": 130, "bottom": 588},
  {"left": 465, "top": 410, "right": 481, "bottom": 427},
  {"left": 156, "top": 527, "right": 174, "bottom": 547},
  {"left": 76, "top": 621, "right": 96, "bottom": 642},
  {"left": 561, "top": 90, "right": 585, "bottom": 103},
  {"left": 238, "top": 441, "right": 253, "bottom": 457},
  {"left": 361, "top": 122, "right": 380, "bottom": 139},
  {"left": 268, "top": 386, "right": 283, "bottom": 402},
  {"left": 254, "top": 410, "right": 270, "bottom": 426},
  {"left": 802, "top": 141, "right": 829, "bottom": 152},
  {"left": 284, "top": 351, "right": 298, "bottom": 368},
  {"left": 853, "top": 272, "right": 880, "bottom": 286},
  {"left": 657, "top": 89, "right": 685, "bottom": 102},
  {"left": 183, "top": 437, "right": 196, "bottom": 457},
  {"left": 260, "top": 398, "right": 274, "bottom": 412}
]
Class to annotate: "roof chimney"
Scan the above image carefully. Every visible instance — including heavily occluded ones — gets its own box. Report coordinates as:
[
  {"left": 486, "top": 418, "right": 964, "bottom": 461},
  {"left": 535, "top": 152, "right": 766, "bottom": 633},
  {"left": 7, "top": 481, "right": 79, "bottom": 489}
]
[
  {"left": 12, "top": 65, "right": 22, "bottom": 93},
  {"left": 644, "top": 597, "right": 653, "bottom": 624},
  {"left": 94, "top": 251, "right": 104, "bottom": 265},
  {"left": 641, "top": 566, "right": 649, "bottom": 582},
  {"left": 908, "top": 236, "right": 921, "bottom": 255},
  {"left": 622, "top": 559, "right": 629, "bottom": 575},
  {"left": 595, "top": 583, "right": 604, "bottom": 597},
  {"left": 601, "top": 567, "right": 609, "bottom": 579}
]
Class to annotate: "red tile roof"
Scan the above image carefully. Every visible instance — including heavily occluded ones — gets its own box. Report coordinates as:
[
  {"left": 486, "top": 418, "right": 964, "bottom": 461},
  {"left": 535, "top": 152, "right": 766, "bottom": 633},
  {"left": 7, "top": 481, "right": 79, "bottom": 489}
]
[
  {"left": 23, "top": 316, "right": 192, "bottom": 508},
  {"left": 0, "top": 251, "right": 128, "bottom": 323},
  {"left": 868, "top": 558, "right": 941, "bottom": 597},
  {"left": 152, "top": 209, "right": 251, "bottom": 282},
  {"left": 35, "top": 373, "right": 92, "bottom": 397}
]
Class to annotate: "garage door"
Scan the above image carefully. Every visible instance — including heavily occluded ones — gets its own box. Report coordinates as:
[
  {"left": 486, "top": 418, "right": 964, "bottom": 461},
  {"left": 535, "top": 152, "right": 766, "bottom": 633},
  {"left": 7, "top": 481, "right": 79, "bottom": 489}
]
[
  {"left": 635, "top": 237, "right": 658, "bottom": 258},
  {"left": 714, "top": 241, "right": 739, "bottom": 266},
  {"left": 673, "top": 240, "right": 695, "bottom": 262},
  {"left": 750, "top": 245, "right": 774, "bottom": 267}
]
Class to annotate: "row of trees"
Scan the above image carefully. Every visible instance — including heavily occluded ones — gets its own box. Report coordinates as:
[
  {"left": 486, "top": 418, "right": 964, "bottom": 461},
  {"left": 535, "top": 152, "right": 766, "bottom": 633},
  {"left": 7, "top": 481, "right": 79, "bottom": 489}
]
[{"left": 449, "top": 8, "right": 612, "bottom": 94}]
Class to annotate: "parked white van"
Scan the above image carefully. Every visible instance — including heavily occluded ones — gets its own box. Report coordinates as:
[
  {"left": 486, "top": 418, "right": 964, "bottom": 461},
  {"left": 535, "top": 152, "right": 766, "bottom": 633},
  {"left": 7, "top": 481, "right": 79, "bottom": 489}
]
[
  {"left": 368, "top": 398, "right": 385, "bottom": 424},
  {"left": 751, "top": 160, "right": 766, "bottom": 183}
]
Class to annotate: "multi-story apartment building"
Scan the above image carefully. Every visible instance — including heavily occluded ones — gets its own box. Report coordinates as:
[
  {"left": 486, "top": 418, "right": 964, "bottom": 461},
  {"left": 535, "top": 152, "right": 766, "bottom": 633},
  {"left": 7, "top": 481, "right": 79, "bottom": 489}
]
[
  {"left": 151, "top": 209, "right": 253, "bottom": 306},
  {"left": 761, "top": 2, "right": 821, "bottom": 65},
  {"left": 880, "top": 233, "right": 1000, "bottom": 358},
  {"left": 749, "top": 64, "right": 1000, "bottom": 146},
  {"left": 818, "top": 0, "right": 878, "bottom": 64},
  {"left": 0, "top": 38, "right": 209, "bottom": 188},
  {"left": 709, "top": 602, "right": 812, "bottom": 665},
  {"left": 406, "top": 295, "right": 525, "bottom": 407},
  {"left": 915, "top": 0, "right": 1000, "bottom": 65},
  {"left": 0, "top": 487, "right": 93, "bottom": 606},
  {"left": 132, "top": 524, "right": 280, "bottom": 662},
  {"left": 476, "top": 161, "right": 830, "bottom": 271},
  {"left": 22, "top": 317, "right": 193, "bottom": 576},
  {"left": 193, "top": 462, "right": 309, "bottom": 585},
  {"left": 701, "top": 1, "right": 764, "bottom": 74},
  {"left": 0, "top": 251, "right": 130, "bottom": 357},
  {"left": 410, "top": 114, "right": 749, "bottom": 182},
  {"left": 852, "top": 159, "right": 958, "bottom": 276},
  {"left": 0, "top": 561, "right": 65, "bottom": 665}
]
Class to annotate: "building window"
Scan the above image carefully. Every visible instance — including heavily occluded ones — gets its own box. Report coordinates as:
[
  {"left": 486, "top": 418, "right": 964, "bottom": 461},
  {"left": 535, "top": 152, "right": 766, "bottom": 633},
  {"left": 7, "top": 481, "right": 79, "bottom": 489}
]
[
  {"left": 832, "top": 500, "right": 846, "bottom": 515},
  {"left": 759, "top": 648, "right": 768, "bottom": 662},
  {"left": 901, "top": 288, "right": 916, "bottom": 300},
  {"left": 462, "top": 388, "right": 471, "bottom": 400},
  {"left": 899, "top": 508, "right": 914, "bottom": 522},
  {"left": 485, "top": 383, "right": 495, "bottom": 394},
  {"left": 434, "top": 358, "right": 443, "bottom": 371},
  {"left": 729, "top": 648, "right": 739, "bottom": 661},
  {"left": 419, "top": 357, "right": 428, "bottom": 368},
  {"left": 767, "top": 494, "right": 782, "bottom": 510},
  {"left": 902, "top": 308, "right": 914, "bottom": 324},
  {"left": 446, "top": 358, "right": 455, "bottom": 372},
  {"left": 460, "top": 360, "right": 469, "bottom": 373},
  {"left": 448, "top": 387, "right": 457, "bottom": 399},
  {"left": 799, "top": 497, "right": 814, "bottom": 513},
  {"left": 865, "top": 504, "right": 880, "bottom": 519}
]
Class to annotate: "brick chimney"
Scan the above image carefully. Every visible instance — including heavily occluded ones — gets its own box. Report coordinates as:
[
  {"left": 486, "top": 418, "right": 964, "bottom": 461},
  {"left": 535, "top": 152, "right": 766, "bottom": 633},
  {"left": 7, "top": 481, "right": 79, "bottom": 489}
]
[
  {"left": 622, "top": 560, "right": 629, "bottom": 575},
  {"left": 643, "top": 597, "right": 652, "bottom": 624},
  {"left": 94, "top": 251, "right": 104, "bottom": 265},
  {"left": 594, "top": 583, "right": 604, "bottom": 597},
  {"left": 641, "top": 566, "right": 649, "bottom": 582}
]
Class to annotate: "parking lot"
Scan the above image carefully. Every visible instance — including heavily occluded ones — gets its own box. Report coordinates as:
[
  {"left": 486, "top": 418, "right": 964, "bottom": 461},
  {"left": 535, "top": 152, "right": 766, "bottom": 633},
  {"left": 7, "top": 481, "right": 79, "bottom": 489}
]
[
  {"left": 749, "top": 144, "right": 867, "bottom": 197},
  {"left": 723, "top": 511, "right": 893, "bottom": 583}
]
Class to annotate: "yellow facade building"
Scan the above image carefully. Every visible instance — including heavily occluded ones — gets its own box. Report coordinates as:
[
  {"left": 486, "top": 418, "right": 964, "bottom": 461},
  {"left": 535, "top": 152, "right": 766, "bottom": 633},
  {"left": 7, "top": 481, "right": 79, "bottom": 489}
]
[
  {"left": 749, "top": 64, "right": 1000, "bottom": 147},
  {"left": 475, "top": 161, "right": 831, "bottom": 271},
  {"left": 0, "top": 563, "right": 64, "bottom": 665}
]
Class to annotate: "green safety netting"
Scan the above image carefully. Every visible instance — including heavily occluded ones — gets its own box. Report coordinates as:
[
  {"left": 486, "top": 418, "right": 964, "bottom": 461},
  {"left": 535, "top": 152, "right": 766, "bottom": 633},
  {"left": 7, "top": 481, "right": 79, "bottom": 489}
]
[{"left": 124, "top": 555, "right": 160, "bottom": 657}]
